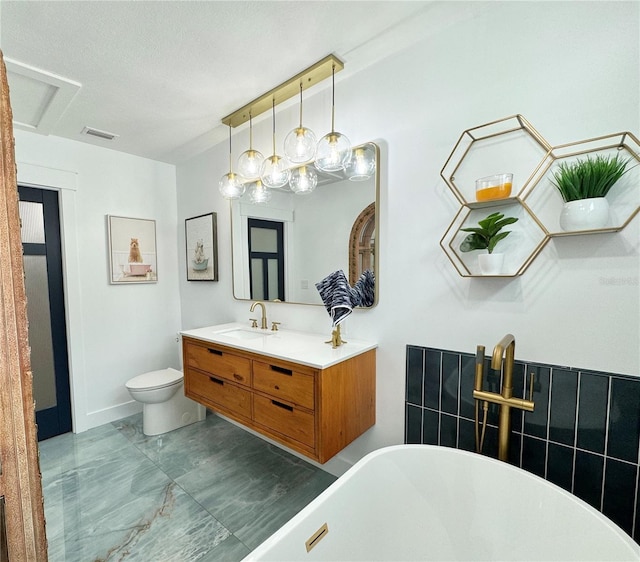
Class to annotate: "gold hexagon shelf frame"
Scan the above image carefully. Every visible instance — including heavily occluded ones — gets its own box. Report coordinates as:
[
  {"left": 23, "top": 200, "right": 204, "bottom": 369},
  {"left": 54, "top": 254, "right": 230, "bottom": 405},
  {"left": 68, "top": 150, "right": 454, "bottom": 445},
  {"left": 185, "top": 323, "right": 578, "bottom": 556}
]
[
  {"left": 441, "top": 114, "right": 552, "bottom": 205},
  {"left": 440, "top": 199, "right": 549, "bottom": 278},
  {"left": 522, "top": 131, "right": 640, "bottom": 236},
  {"left": 440, "top": 115, "right": 640, "bottom": 277}
]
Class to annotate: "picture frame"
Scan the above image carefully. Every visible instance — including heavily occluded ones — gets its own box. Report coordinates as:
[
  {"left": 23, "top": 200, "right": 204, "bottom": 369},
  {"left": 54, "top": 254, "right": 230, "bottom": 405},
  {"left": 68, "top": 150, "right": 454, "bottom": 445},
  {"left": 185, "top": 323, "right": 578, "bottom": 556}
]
[
  {"left": 185, "top": 212, "right": 218, "bottom": 281},
  {"left": 107, "top": 215, "right": 157, "bottom": 284}
]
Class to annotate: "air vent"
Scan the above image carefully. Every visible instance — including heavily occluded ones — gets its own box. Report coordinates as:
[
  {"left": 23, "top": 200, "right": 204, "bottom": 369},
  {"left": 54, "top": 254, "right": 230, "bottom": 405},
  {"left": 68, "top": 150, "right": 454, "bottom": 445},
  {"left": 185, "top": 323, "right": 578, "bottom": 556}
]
[{"left": 81, "top": 126, "right": 118, "bottom": 141}]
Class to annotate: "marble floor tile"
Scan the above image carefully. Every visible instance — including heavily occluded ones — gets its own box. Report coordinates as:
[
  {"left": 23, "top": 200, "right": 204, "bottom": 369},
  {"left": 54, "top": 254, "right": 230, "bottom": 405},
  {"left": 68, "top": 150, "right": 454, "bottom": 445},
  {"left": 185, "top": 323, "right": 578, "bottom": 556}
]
[
  {"left": 232, "top": 469, "right": 337, "bottom": 550},
  {"left": 114, "top": 413, "right": 260, "bottom": 480},
  {"left": 174, "top": 429, "right": 336, "bottom": 550},
  {"left": 40, "top": 411, "right": 336, "bottom": 561}
]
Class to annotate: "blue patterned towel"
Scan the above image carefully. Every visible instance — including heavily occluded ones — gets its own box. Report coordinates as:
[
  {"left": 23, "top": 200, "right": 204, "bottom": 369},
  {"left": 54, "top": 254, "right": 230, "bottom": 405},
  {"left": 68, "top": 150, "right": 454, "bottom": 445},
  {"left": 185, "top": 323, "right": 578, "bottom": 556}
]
[
  {"left": 352, "top": 270, "right": 375, "bottom": 307},
  {"left": 315, "top": 270, "right": 353, "bottom": 326},
  {"left": 315, "top": 269, "right": 376, "bottom": 326}
]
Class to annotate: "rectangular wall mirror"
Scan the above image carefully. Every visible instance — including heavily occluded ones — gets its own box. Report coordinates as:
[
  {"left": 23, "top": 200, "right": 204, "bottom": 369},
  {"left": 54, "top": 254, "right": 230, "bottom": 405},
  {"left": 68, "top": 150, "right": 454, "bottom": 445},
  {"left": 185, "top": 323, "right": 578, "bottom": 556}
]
[{"left": 231, "top": 142, "right": 379, "bottom": 307}]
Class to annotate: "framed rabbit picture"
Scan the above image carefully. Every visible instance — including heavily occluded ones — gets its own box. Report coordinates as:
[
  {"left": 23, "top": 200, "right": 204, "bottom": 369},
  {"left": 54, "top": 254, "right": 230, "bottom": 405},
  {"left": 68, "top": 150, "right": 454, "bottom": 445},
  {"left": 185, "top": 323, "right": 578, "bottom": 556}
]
[
  {"left": 185, "top": 212, "right": 218, "bottom": 281},
  {"left": 107, "top": 215, "right": 158, "bottom": 284}
]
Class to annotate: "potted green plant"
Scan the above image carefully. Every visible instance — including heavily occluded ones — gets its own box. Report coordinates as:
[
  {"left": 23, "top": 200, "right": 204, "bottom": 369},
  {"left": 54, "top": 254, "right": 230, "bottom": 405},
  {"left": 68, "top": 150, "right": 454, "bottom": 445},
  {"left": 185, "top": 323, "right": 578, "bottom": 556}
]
[
  {"left": 551, "top": 153, "right": 633, "bottom": 231},
  {"left": 459, "top": 211, "right": 519, "bottom": 274}
]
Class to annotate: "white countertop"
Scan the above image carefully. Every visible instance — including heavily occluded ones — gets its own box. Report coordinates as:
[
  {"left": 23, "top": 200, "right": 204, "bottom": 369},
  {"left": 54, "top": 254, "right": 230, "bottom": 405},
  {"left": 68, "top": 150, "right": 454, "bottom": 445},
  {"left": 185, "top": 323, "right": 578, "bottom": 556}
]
[{"left": 180, "top": 322, "right": 377, "bottom": 369}]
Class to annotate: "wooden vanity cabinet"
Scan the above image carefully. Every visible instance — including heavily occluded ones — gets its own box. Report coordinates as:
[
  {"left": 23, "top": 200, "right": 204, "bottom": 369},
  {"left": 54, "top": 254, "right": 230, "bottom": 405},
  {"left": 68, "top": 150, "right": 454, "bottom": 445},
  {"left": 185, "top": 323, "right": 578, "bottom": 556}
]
[{"left": 182, "top": 336, "right": 376, "bottom": 463}]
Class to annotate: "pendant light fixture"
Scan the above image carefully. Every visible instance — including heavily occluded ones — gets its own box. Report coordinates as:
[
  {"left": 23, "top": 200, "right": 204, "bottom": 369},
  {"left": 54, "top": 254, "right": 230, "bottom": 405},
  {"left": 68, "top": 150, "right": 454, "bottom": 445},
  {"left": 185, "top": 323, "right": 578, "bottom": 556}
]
[
  {"left": 315, "top": 63, "right": 351, "bottom": 172},
  {"left": 260, "top": 98, "right": 291, "bottom": 189},
  {"left": 289, "top": 165, "right": 318, "bottom": 195},
  {"left": 284, "top": 82, "right": 317, "bottom": 163},
  {"left": 345, "top": 144, "right": 376, "bottom": 181},
  {"left": 237, "top": 111, "right": 264, "bottom": 179},
  {"left": 218, "top": 125, "right": 245, "bottom": 199},
  {"left": 247, "top": 179, "right": 272, "bottom": 204}
]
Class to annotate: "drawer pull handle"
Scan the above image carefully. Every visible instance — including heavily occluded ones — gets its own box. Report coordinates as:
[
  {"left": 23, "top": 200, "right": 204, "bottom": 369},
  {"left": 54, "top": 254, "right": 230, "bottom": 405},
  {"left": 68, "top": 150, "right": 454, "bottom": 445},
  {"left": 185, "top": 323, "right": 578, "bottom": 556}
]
[
  {"left": 233, "top": 373, "right": 243, "bottom": 381},
  {"left": 272, "top": 400, "right": 293, "bottom": 412},
  {"left": 209, "top": 376, "right": 224, "bottom": 385},
  {"left": 270, "top": 365, "right": 293, "bottom": 376},
  {"left": 207, "top": 348, "right": 223, "bottom": 356}
]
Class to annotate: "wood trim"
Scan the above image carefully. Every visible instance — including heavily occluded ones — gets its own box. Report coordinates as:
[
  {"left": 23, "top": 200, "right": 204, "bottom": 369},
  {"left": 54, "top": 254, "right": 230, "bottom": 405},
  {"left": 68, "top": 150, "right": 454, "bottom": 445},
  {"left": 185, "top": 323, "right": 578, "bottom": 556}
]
[
  {"left": 348, "top": 202, "right": 376, "bottom": 285},
  {"left": 0, "top": 49, "right": 48, "bottom": 560}
]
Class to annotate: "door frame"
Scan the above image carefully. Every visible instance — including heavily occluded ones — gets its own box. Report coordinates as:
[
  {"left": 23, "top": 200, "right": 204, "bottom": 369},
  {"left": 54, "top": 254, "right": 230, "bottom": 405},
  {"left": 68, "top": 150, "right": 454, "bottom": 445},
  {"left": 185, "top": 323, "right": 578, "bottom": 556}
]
[{"left": 14, "top": 158, "right": 84, "bottom": 434}]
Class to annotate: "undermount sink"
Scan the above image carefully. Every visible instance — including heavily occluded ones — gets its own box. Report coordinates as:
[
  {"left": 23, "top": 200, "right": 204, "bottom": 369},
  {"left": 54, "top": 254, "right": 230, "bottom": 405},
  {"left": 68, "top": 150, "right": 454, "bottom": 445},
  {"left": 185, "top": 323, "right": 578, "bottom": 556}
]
[{"left": 219, "top": 328, "right": 272, "bottom": 340}]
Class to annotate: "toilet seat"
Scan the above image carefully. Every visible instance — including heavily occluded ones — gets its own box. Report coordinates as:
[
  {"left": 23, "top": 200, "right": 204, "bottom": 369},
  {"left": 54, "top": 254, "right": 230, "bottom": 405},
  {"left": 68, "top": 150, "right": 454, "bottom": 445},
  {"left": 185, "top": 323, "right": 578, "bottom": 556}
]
[{"left": 125, "top": 368, "right": 182, "bottom": 392}]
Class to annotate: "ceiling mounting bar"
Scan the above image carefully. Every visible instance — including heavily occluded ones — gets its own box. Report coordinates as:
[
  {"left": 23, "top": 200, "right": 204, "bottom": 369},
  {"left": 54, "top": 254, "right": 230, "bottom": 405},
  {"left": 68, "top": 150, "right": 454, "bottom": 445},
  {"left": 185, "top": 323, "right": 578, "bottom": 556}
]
[{"left": 221, "top": 54, "right": 344, "bottom": 129}]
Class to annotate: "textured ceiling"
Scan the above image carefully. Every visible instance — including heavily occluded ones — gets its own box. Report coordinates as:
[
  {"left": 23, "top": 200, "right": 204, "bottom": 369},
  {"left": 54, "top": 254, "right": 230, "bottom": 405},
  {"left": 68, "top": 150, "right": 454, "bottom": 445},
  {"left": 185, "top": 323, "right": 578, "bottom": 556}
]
[{"left": 1, "top": 1, "right": 432, "bottom": 164}]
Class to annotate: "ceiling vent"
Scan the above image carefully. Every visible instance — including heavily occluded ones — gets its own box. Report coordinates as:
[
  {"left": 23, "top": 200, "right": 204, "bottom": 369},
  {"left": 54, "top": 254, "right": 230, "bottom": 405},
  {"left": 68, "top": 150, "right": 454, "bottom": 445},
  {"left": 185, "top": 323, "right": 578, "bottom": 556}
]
[
  {"left": 6, "top": 58, "right": 82, "bottom": 135},
  {"left": 81, "top": 126, "right": 118, "bottom": 141}
]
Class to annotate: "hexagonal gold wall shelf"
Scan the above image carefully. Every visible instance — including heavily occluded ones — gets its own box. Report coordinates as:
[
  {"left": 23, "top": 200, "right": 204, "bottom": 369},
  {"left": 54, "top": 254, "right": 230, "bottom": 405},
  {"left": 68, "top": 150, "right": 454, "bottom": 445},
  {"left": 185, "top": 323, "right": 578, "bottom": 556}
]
[
  {"left": 440, "top": 199, "right": 548, "bottom": 277},
  {"left": 440, "top": 115, "right": 640, "bottom": 277},
  {"left": 522, "top": 132, "right": 640, "bottom": 236},
  {"left": 441, "top": 114, "right": 551, "bottom": 205}
]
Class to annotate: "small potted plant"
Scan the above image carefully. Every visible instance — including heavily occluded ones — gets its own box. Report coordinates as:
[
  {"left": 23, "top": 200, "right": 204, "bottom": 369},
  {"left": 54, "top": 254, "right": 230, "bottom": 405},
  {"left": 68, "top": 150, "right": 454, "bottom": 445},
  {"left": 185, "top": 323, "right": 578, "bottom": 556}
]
[
  {"left": 551, "top": 153, "right": 633, "bottom": 231},
  {"left": 459, "top": 211, "right": 519, "bottom": 275}
]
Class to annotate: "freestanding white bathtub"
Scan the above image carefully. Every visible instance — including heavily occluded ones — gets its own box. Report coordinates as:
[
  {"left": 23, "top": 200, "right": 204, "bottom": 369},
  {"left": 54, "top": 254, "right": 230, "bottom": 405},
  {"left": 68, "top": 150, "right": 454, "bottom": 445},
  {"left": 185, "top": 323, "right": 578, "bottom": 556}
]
[{"left": 245, "top": 445, "right": 640, "bottom": 561}]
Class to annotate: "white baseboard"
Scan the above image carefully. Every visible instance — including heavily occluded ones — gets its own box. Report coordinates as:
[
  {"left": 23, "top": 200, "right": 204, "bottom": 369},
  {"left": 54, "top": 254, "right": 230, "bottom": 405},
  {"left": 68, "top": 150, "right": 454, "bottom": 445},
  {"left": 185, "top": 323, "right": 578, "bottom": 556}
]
[{"left": 74, "top": 400, "right": 142, "bottom": 433}]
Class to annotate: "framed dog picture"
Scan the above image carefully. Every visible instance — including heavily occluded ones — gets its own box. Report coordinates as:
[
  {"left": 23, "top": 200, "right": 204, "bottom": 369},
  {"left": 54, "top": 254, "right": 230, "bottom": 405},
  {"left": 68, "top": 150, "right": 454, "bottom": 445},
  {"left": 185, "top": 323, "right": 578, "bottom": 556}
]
[
  {"left": 185, "top": 212, "right": 218, "bottom": 281},
  {"left": 107, "top": 215, "right": 158, "bottom": 284}
]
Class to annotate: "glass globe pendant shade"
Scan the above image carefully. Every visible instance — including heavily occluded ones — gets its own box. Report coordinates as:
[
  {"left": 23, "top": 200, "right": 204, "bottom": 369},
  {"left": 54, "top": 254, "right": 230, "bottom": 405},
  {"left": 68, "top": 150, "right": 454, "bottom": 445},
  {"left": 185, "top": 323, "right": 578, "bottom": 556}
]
[
  {"left": 289, "top": 165, "right": 318, "bottom": 195},
  {"left": 345, "top": 145, "right": 376, "bottom": 181},
  {"left": 236, "top": 111, "right": 264, "bottom": 179},
  {"left": 284, "top": 126, "right": 316, "bottom": 163},
  {"left": 248, "top": 180, "right": 272, "bottom": 204},
  {"left": 315, "top": 132, "right": 351, "bottom": 172},
  {"left": 219, "top": 124, "right": 246, "bottom": 199},
  {"left": 260, "top": 98, "right": 291, "bottom": 189},
  {"left": 284, "top": 82, "right": 317, "bottom": 163},
  {"left": 218, "top": 172, "right": 245, "bottom": 199},
  {"left": 315, "top": 63, "right": 351, "bottom": 172},
  {"left": 260, "top": 154, "right": 291, "bottom": 188},
  {"left": 237, "top": 148, "right": 264, "bottom": 179}
]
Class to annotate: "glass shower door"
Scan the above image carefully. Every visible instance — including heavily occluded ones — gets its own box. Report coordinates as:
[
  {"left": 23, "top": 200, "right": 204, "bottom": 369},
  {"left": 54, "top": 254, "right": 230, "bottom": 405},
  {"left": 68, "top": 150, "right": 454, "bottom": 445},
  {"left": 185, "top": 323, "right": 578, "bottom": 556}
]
[{"left": 18, "top": 186, "right": 71, "bottom": 441}]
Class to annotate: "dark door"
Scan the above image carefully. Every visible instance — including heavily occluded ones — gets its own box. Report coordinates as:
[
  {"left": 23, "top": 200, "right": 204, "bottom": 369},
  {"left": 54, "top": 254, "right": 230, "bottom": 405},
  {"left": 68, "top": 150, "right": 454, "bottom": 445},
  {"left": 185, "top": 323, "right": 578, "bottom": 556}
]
[
  {"left": 247, "top": 218, "right": 285, "bottom": 301},
  {"left": 18, "top": 186, "right": 72, "bottom": 441}
]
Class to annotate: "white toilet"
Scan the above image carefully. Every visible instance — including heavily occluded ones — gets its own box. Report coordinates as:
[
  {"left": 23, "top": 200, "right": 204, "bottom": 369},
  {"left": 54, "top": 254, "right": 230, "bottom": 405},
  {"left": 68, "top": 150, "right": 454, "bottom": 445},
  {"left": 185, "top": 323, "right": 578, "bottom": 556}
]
[{"left": 125, "top": 368, "right": 206, "bottom": 436}]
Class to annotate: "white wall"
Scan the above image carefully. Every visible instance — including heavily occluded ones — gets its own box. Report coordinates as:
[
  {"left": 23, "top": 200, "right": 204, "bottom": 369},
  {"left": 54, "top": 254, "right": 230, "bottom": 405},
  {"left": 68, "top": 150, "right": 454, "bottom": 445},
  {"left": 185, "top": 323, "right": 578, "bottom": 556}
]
[
  {"left": 176, "top": 1, "right": 640, "bottom": 475},
  {"left": 14, "top": 130, "right": 181, "bottom": 432}
]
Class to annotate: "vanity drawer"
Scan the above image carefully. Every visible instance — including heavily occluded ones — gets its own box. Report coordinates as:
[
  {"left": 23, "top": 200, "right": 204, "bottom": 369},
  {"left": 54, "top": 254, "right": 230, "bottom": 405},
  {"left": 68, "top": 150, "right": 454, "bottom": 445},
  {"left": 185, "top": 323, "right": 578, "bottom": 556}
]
[
  {"left": 253, "top": 394, "right": 315, "bottom": 448},
  {"left": 253, "top": 361, "right": 315, "bottom": 410},
  {"left": 186, "top": 369, "right": 251, "bottom": 420},
  {"left": 185, "top": 342, "right": 251, "bottom": 386}
]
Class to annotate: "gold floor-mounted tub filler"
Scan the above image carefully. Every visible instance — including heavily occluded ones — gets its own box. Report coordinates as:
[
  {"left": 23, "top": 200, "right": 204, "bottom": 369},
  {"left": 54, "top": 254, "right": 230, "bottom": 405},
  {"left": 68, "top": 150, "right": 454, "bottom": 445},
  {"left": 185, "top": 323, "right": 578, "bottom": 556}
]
[{"left": 473, "top": 334, "right": 535, "bottom": 461}]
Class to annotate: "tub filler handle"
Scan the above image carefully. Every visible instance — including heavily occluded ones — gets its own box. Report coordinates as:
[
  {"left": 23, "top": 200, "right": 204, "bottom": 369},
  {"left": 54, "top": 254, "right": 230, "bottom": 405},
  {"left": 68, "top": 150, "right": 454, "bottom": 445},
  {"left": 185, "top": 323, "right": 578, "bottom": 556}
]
[
  {"left": 473, "top": 335, "right": 535, "bottom": 462},
  {"left": 474, "top": 345, "right": 489, "bottom": 454}
]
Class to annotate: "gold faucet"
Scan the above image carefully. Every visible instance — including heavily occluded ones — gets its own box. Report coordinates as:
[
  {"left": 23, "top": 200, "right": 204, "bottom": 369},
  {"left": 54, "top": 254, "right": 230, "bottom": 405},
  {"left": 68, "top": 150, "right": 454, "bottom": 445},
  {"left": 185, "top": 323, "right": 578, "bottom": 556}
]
[
  {"left": 472, "top": 334, "right": 534, "bottom": 462},
  {"left": 249, "top": 301, "right": 268, "bottom": 330}
]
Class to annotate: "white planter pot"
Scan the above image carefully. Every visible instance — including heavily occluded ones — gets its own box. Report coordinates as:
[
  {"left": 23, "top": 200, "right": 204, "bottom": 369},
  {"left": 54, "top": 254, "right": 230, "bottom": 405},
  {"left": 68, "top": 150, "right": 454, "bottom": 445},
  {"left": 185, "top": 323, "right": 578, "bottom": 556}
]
[
  {"left": 478, "top": 253, "right": 504, "bottom": 275},
  {"left": 560, "top": 197, "right": 609, "bottom": 232}
]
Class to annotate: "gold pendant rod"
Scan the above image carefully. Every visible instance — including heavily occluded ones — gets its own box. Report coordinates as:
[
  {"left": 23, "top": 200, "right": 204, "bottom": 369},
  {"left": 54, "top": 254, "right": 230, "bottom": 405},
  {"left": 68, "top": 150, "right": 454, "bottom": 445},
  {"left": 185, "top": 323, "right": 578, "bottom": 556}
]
[{"left": 222, "top": 54, "right": 344, "bottom": 128}]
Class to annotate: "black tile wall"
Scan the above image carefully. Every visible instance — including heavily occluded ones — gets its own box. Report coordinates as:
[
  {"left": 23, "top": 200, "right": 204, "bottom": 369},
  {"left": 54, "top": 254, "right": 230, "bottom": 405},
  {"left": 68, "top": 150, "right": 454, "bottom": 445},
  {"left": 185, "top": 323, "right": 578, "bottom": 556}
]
[{"left": 405, "top": 345, "right": 640, "bottom": 543}]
